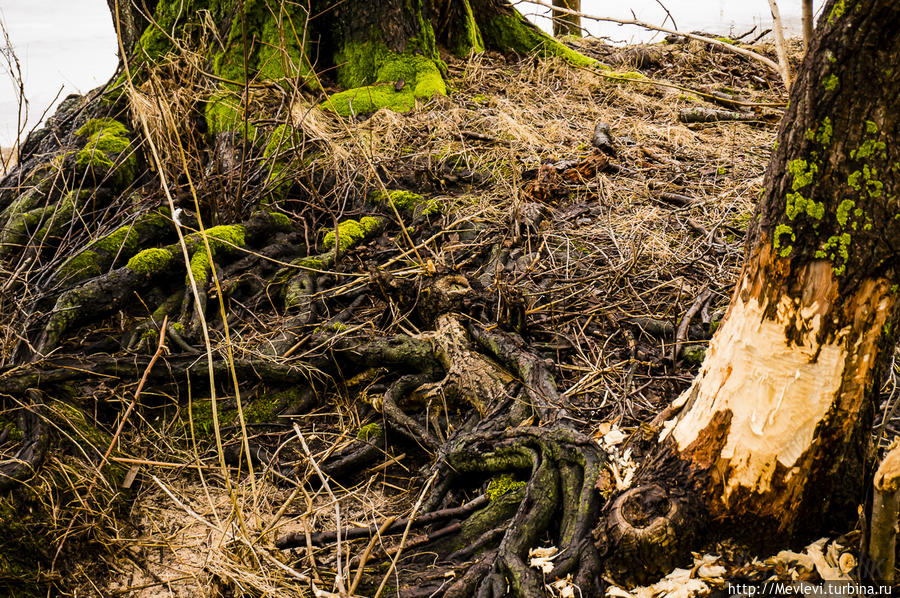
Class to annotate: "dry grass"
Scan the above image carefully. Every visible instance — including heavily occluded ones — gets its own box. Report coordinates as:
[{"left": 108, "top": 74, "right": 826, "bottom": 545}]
[{"left": 64, "top": 38, "right": 790, "bottom": 597}]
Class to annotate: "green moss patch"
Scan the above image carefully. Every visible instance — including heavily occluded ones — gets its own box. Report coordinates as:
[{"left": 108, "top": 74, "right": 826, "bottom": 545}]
[
  {"left": 74, "top": 118, "right": 136, "bottom": 187},
  {"left": 324, "top": 46, "right": 447, "bottom": 117},
  {"left": 369, "top": 190, "right": 441, "bottom": 216},
  {"left": 126, "top": 247, "right": 174, "bottom": 276},
  {"left": 323, "top": 217, "right": 383, "bottom": 253}
]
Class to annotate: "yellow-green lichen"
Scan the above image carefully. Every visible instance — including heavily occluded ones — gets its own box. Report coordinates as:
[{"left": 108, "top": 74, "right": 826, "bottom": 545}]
[
  {"left": 773, "top": 224, "right": 795, "bottom": 257},
  {"left": 323, "top": 217, "right": 382, "bottom": 253},
  {"left": 486, "top": 473, "right": 526, "bottom": 501},
  {"left": 785, "top": 159, "right": 824, "bottom": 222},
  {"left": 828, "top": 0, "right": 847, "bottom": 23},
  {"left": 851, "top": 138, "right": 886, "bottom": 162},
  {"left": 74, "top": 118, "right": 136, "bottom": 186},
  {"left": 815, "top": 233, "right": 852, "bottom": 275},
  {"left": 822, "top": 74, "right": 839, "bottom": 91},
  {"left": 816, "top": 117, "right": 833, "bottom": 146},
  {"left": 836, "top": 199, "right": 856, "bottom": 226}
]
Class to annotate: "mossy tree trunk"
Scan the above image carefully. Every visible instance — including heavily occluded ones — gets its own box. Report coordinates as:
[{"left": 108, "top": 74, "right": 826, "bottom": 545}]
[
  {"left": 111, "top": 0, "right": 593, "bottom": 121},
  {"left": 605, "top": 0, "right": 900, "bottom": 580}
]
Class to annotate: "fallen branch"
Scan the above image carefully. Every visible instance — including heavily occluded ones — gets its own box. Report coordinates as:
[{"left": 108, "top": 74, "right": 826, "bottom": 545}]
[
  {"left": 518, "top": 0, "right": 783, "bottom": 78},
  {"left": 672, "top": 287, "right": 712, "bottom": 364},
  {"left": 678, "top": 107, "right": 764, "bottom": 124},
  {"left": 766, "top": 0, "right": 793, "bottom": 89},
  {"left": 277, "top": 495, "right": 489, "bottom": 549}
]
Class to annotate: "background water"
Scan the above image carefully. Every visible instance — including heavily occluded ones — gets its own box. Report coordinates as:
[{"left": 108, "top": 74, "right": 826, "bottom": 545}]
[{"left": 0, "top": 0, "right": 824, "bottom": 147}]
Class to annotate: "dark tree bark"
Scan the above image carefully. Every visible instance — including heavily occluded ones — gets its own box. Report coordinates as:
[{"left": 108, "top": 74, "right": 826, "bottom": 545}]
[
  {"left": 552, "top": 0, "right": 582, "bottom": 37},
  {"left": 108, "top": 0, "right": 593, "bottom": 122},
  {"left": 605, "top": 0, "right": 900, "bottom": 580}
]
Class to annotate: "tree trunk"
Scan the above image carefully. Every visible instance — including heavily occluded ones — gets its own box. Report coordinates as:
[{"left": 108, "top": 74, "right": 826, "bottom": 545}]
[
  {"left": 552, "top": 0, "right": 581, "bottom": 37},
  {"left": 110, "top": 0, "right": 592, "bottom": 122},
  {"left": 607, "top": 0, "right": 900, "bottom": 578}
]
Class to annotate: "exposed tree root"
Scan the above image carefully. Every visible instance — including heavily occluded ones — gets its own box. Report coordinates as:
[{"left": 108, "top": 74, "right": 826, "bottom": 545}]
[{"left": 0, "top": 389, "right": 48, "bottom": 492}]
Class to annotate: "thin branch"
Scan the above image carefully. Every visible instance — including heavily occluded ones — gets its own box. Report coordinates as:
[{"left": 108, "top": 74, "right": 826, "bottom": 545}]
[
  {"left": 517, "top": 0, "right": 783, "bottom": 78},
  {"left": 766, "top": 0, "right": 793, "bottom": 89},
  {"left": 802, "top": 0, "right": 814, "bottom": 52}
]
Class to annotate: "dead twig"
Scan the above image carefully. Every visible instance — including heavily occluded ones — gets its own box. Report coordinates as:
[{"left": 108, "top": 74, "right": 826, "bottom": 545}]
[{"left": 672, "top": 287, "right": 712, "bottom": 364}]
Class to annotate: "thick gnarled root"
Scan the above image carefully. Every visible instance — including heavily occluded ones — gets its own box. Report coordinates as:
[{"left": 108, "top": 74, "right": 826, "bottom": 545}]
[{"left": 414, "top": 426, "right": 607, "bottom": 598}]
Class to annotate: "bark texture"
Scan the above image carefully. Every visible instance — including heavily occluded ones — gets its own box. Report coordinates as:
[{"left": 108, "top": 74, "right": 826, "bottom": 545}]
[{"left": 619, "top": 0, "right": 900, "bottom": 569}]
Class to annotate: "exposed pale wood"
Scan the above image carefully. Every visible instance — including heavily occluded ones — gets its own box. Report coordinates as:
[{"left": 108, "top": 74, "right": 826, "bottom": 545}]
[
  {"left": 766, "top": 0, "right": 793, "bottom": 88},
  {"left": 802, "top": 0, "right": 814, "bottom": 51}
]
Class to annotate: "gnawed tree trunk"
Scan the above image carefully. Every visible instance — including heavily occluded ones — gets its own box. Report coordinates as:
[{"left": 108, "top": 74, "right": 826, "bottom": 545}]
[
  {"left": 552, "top": 0, "right": 581, "bottom": 37},
  {"left": 606, "top": 0, "right": 900, "bottom": 580}
]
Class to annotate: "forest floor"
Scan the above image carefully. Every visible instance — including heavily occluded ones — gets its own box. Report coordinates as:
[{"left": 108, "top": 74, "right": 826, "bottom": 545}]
[{"left": 3, "top": 33, "right": 894, "bottom": 597}]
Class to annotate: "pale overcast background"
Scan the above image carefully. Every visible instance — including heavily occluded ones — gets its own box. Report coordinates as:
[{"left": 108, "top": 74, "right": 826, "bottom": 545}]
[{"left": 0, "top": 0, "right": 824, "bottom": 146}]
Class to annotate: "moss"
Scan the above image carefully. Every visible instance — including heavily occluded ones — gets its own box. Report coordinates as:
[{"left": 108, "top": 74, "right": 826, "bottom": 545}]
[
  {"left": 61, "top": 250, "right": 102, "bottom": 279},
  {"left": 205, "top": 92, "right": 257, "bottom": 138},
  {"left": 478, "top": 7, "right": 595, "bottom": 68},
  {"left": 486, "top": 473, "right": 526, "bottom": 501},
  {"left": 189, "top": 250, "right": 212, "bottom": 284},
  {"left": 450, "top": 0, "right": 486, "bottom": 56},
  {"left": 243, "top": 394, "right": 280, "bottom": 423},
  {"left": 682, "top": 346, "right": 706, "bottom": 365},
  {"left": 324, "top": 41, "right": 447, "bottom": 116},
  {"left": 822, "top": 74, "right": 839, "bottom": 91},
  {"left": 35, "top": 191, "right": 80, "bottom": 240},
  {"left": 323, "top": 217, "right": 383, "bottom": 253},
  {"left": 188, "top": 224, "right": 246, "bottom": 252},
  {"left": 357, "top": 422, "right": 382, "bottom": 441},
  {"left": 61, "top": 209, "right": 172, "bottom": 281},
  {"left": 370, "top": 189, "right": 440, "bottom": 215},
  {"left": 262, "top": 125, "right": 300, "bottom": 202},
  {"left": 126, "top": 247, "right": 174, "bottom": 276},
  {"left": 269, "top": 211, "right": 291, "bottom": 227},
  {"left": 74, "top": 118, "right": 136, "bottom": 187},
  {"left": 609, "top": 70, "right": 649, "bottom": 81},
  {"left": 188, "top": 399, "right": 238, "bottom": 437},
  {"left": 185, "top": 224, "right": 247, "bottom": 284}
]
